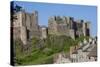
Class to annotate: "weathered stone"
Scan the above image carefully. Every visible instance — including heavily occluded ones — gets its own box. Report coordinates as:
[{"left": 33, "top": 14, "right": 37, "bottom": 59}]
[
  {"left": 48, "top": 16, "right": 90, "bottom": 39},
  {"left": 12, "top": 11, "right": 39, "bottom": 45}
]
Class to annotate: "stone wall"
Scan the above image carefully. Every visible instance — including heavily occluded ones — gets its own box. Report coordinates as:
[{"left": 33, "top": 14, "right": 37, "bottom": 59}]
[
  {"left": 48, "top": 16, "right": 90, "bottom": 39},
  {"left": 40, "top": 26, "right": 48, "bottom": 39},
  {"left": 20, "top": 26, "right": 27, "bottom": 45},
  {"left": 12, "top": 10, "right": 39, "bottom": 45}
]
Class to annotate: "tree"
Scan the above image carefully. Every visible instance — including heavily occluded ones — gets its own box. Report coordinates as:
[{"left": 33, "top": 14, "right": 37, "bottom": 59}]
[
  {"left": 11, "top": 2, "right": 23, "bottom": 21},
  {"left": 14, "top": 5, "right": 22, "bottom": 13}
]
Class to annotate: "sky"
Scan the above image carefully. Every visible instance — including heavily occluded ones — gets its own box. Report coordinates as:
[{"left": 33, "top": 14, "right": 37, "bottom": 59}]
[{"left": 13, "top": 1, "right": 97, "bottom": 37}]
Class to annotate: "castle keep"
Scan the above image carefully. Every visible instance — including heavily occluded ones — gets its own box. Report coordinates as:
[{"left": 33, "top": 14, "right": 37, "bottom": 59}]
[
  {"left": 12, "top": 11, "right": 90, "bottom": 45},
  {"left": 48, "top": 16, "right": 90, "bottom": 39},
  {"left": 12, "top": 10, "right": 40, "bottom": 45}
]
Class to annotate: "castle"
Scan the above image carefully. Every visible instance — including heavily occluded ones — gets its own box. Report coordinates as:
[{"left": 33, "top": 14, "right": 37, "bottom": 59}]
[
  {"left": 48, "top": 16, "right": 90, "bottom": 39},
  {"left": 12, "top": 10, "right": 90, "bottom": 45},
  {"left": 12, "top": 10, "right": 40, "bottom": 45}
]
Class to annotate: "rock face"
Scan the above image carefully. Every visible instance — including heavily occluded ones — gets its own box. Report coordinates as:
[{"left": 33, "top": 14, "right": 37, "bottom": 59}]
[
  {"left": 12, "top": 11, "right": 40, "bottom": 45},
  {"left": 48, "top": 16, "right": 90, "bottom": 39}
]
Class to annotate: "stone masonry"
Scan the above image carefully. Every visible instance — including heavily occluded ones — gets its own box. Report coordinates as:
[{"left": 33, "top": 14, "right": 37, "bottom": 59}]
[
  {"left": 48, "top": 16, "right": 90, "bottom": 39},
  {"left": 12, "top": 10, "right": 40, "bottom": 45},
  {"left": 12, "top": 11, "right": 90, "bottom": 45}
]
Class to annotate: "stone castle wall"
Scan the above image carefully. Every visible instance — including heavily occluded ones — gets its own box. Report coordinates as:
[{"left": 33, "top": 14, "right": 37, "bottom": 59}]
[
  {"left": 13, "top": 11, "right": 90, "bottom": 45},
  {"left": 13, "top": 11, "right": 40, "bottom": 45},
  {"left": 48, "top": 16, "right": 90, "bottom": 39}
]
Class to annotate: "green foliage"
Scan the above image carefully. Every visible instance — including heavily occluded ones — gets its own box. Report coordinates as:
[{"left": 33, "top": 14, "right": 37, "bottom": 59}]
[
  {"left": 14, "top": 5, "right": 22, "bottom": 13},
  {"left": 45, "top": 35, "right": 75, "bottom": 53},
  {"left": 75, "top": 35, "right": 89, "bottom": 43},
  {"left": 31, "top": 37, "right": 39, "bottom": 45},
  {"left": 14, "top": 39, "right": 23, "bottom": 57},
  {"left": 14, "top": 35, "right": 82, "bottom": 65}
]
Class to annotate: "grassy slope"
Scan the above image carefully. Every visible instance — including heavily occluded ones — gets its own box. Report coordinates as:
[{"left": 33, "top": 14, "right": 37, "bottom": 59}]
[{"left": 14, "top": 35, "right": 89, "bottom": 65}]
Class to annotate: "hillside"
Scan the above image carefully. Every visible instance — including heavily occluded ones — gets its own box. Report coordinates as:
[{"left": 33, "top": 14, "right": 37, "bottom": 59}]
[{"left": 14, "top": 35, "right": 88, "bottom": 65}]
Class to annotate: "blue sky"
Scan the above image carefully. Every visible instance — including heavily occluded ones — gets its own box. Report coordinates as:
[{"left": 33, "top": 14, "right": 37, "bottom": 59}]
[{"left": 13, "top": 1, "right": 97, "bottom": 37}]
